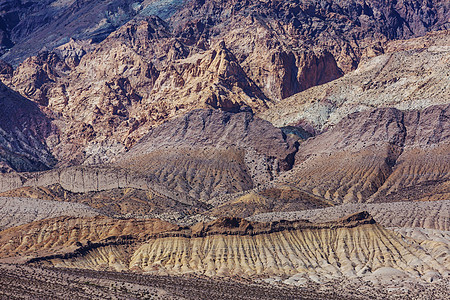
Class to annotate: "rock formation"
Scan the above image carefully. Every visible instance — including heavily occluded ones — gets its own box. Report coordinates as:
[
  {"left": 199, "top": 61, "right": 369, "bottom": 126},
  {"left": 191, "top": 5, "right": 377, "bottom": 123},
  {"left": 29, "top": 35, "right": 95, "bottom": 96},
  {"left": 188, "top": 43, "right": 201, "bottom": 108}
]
[
  {"left": 273, "top": 104, "right": 449, "bottom": 204},
  {"left": 117, "top": 109, "right": 298, "bottom": 199},
  {"left": 1, "top": 1, "right": 448, "bottom": 166},
  {"left": 0, "top": 1, "right": 448, "bottom": 298},
  {"left": 0, "top": 213, "right": 447, "bottom": 287},
  {"left": 260, "top": 30, "right": 450, "bottom": 130}
]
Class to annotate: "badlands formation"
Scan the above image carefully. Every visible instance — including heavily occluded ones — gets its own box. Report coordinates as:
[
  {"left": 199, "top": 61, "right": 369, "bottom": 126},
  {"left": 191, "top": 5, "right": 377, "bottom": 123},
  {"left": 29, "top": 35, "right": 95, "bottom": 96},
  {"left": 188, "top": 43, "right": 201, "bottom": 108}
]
[{"left": 0, "top": 0, "right": 449, "bottom": 299}]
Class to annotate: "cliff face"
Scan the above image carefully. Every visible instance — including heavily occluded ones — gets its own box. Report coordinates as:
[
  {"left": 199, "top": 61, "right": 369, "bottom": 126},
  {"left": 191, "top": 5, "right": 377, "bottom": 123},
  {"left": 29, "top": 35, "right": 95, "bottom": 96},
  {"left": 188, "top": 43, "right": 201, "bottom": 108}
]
[
  {"left": 127, "top": 222, "right": 447, "bottom": 280},
  {"left": 4, "top": 0, "right": 448, "bottom": 66},
  {"left": 260, "top": 30, "right": 450, "bottom": 130},
  {"left": 171, "top": 0, "right": 449, "bottom": 98},
  {"left": 5, "top": 17, "right": 271, "bottom": 165}
]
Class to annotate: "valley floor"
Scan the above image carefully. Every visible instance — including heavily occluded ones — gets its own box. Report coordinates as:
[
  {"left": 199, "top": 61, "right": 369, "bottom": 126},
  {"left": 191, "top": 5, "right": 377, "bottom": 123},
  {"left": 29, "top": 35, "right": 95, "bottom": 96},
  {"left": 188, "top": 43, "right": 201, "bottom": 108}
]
[
  {"left": 0, "top": 264, "right": 350, "bottom": 300},
  {"left": 0, "top": 264, "right": 448, "bottom": 300}
]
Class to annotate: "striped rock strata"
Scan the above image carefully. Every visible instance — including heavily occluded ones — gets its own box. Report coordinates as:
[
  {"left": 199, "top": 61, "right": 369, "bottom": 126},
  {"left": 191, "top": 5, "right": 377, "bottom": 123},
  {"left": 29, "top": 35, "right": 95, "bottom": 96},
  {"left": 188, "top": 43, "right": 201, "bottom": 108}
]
[{"left": 0, "top": 213, "right": 447, "bottom": 284}]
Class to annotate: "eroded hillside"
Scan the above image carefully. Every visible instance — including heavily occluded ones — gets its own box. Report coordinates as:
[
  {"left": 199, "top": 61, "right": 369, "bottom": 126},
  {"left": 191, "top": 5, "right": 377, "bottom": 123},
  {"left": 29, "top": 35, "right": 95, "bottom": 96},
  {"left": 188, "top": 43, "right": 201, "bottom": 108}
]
[
  {"left": 0, "top": 1, "right": 448, "bottom": 299},
  {"left": 0, "top": 213, "right": 447, "bottom": 288}
]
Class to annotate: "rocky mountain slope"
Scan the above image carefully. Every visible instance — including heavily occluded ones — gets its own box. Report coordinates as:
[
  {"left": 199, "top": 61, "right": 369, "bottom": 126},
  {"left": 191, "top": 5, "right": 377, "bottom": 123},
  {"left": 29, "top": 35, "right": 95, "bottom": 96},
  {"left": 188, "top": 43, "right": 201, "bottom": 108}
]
[
  {"left": 209, "top": 104, "right": 449, "bottom": 217},
  {"left": 0, "top": 104, "right": 447, "bottom": 222},
  {"left": 0, "top": 109, "right": 298, "bottom": 209},
  {"left": 0, "top": 1, "right": 449, "bottom": 298},
  {"left": 0, "top": 0, "right": 187, "bottom": 65},
  {"left": 260, "top": 30, "right": 450, "bottom": 130},
  {"left": 1, "top": 0, "right": 448, "bottom": 167},
  {"left": 281, "top": 104, "right": 449, "bottom": 204},
  {"left": 117, "top": 109, "right": 298, "bottom": 198},
  {"left": 0, "top": 80, "right": 56, "bottom": 172}
]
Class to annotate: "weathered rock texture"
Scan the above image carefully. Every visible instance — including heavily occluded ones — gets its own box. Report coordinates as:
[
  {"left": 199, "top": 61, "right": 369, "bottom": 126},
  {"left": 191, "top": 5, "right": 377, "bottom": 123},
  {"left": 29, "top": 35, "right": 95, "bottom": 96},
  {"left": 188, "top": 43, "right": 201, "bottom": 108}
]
[
  {"left": 0, "top": 197, "right": 99, "bottom": 230},
  {"left": 0, "top": 216, "right": 179, "bottom": 264},
  {"left": 260, "top": 31, "right": 450, "bottom": 130},
  {"left": 170, "top": 0, "right": 449, "bottom": 100},
  {"left": 273, "top": 104, "right": 449, "bottom": 204},
  {"left": 0, "top": 104, "right": 446, "bottom": 223},
  {"left": 127, "top": 223, "right": 448, "bottom": 281},
  {"left": 2, "top": 1, "right": 448, "bottom": 166},
  {"left": 203, "top": 104, "right": 449, "bottom": 219},
  {"left": 6, "top": 17, "right": 271, "bottom": 165},
  {"left": 117, "top": 109, "right": 298, "bottom": 200},
  {"left": 0, "top": 213, "right": 447, "bottom": 285},
  {"left": 0, "top": 165, "right": 204, "bottom": 214},
  {"left": 0, "top": 109, "right": 298, "bottom": 208},
  {"left": 0, "top": 1, "right": 448, "bottom": 297}
]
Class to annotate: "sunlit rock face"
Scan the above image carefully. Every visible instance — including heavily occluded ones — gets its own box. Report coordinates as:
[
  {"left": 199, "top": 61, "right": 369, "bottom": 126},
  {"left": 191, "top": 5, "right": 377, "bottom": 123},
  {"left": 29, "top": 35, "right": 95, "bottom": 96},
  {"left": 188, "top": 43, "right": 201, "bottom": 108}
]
[
  {"left": 0, "top": 213, "right": 447, "bottom": 287},
  {"left": 1, "top": 1, "right": 448, "bottom": 167},
  {"left": 260, "top": 31, "right": 450, "bottom": 130}
]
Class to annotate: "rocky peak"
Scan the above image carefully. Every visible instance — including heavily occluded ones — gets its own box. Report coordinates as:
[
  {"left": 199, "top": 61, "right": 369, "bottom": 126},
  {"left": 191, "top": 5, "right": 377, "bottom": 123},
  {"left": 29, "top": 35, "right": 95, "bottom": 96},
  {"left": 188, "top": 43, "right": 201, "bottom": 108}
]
[
  {"left": 108, "top": 15, "right": 171, "bottom": 47},
  {"left": 0, "top": 1, "right": 448, "bottom": 168},
  {"left": 10, "top": 51, "right": 69, "bottom": 105}
]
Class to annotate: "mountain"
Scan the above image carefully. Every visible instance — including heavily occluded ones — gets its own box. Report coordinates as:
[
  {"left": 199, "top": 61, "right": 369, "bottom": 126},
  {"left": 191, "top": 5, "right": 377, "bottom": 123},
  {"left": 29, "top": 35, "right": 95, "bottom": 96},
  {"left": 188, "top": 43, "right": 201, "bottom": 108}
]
[
  {"left": 283, "top": 104, "right": 449, "bottom": 204},
  {"left": 0, "top": 109, "right": 299, "bottom": 220},
  {"left": 117, "top": 109, "right": 298, "bottom": 197},
  {"left": 0, "top": 1, "right": 449, "bottom": 298},
  {"left": 210, "top": 104, "right": 449, "bottom": 217},
  {"left": 0, "top": 0, "right": 187, "bottom": 66},
  {"left": 260, "top": 30, "right": 450, "bottom": 130},
  {"left": 0, "top": 0, "right": 447, "bottom": 167}
]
